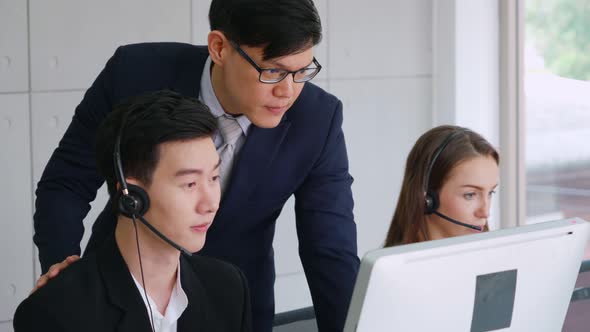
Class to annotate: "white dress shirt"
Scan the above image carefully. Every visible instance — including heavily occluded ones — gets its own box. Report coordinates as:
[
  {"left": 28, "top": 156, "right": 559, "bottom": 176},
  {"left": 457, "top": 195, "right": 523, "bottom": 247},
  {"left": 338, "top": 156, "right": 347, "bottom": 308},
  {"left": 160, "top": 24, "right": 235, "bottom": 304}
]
[{"left": 131, "top": 262, "right": 188, "bottom": 332}]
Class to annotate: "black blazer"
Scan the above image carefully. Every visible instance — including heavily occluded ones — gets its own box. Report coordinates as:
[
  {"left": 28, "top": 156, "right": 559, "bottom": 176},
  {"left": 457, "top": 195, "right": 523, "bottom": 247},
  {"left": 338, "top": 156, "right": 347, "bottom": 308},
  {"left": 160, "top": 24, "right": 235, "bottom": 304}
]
[
  {"left": 14, "top": 236, "right": 251, "bottom": 332},
  {"left": 33, "top": 42, "right": 359, "bottom": 331}
]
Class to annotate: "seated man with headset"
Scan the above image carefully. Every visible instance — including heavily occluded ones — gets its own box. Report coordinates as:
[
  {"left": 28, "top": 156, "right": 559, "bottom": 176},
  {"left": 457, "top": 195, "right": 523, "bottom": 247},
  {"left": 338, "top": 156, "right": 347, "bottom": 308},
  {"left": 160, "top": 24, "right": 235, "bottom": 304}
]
[{"left": 14, "top": 90, "right": 251, "bottom": 332}]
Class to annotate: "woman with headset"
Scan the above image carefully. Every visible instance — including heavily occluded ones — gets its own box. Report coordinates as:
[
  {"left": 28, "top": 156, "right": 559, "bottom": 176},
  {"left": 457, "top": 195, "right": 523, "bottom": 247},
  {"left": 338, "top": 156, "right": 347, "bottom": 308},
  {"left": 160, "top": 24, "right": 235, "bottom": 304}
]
[{"left": 384, "top": 125, "right": 499, "bottom": 246}]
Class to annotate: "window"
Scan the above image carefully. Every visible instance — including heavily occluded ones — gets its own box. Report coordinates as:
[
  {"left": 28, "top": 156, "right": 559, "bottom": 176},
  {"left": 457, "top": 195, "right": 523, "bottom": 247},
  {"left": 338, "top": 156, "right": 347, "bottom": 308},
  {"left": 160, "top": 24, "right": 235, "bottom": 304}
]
[
  {"left": 523, "top": 0, "right": 590, "bottom": 242},
  {"left": 523, "top": 1, "right": 590, "bottom": 330}
]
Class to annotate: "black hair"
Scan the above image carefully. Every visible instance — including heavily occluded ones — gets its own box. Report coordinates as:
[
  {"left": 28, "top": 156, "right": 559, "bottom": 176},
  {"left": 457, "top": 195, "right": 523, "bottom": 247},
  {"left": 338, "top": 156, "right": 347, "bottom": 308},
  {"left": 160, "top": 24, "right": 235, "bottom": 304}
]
[
  {"left": 95, "top": 89, "right": 217, "bottom": 197},
  {"left": 209, "top": 0, "right": 322, "bottom": 60}
]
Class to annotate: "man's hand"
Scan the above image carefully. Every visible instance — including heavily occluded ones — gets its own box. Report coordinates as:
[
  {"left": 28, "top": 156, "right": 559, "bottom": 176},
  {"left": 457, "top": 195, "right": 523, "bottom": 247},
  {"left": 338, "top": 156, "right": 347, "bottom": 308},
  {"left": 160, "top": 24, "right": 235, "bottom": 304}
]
[{"left": 30, "top": 255, "right": 80, "bottom": 294}]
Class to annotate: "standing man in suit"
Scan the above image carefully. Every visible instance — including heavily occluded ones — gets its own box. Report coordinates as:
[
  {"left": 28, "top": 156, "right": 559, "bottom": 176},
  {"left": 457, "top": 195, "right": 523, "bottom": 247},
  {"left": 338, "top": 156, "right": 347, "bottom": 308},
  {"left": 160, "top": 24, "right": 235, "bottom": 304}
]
[
  {"left": 33, "top": 0, "right": 359, "bottom": 331},
  {"left": 16, "top": 90, "right": 251, "bottom": 332}
]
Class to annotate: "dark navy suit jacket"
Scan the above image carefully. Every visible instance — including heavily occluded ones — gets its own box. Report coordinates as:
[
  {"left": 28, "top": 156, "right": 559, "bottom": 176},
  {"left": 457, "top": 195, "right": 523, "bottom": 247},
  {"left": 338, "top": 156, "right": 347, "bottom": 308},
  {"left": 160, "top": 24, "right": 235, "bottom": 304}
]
[
  {"left": 15, "top": 235, "right": 251, "bottom": 332},
  {"left": 33, "top": 42, "right": 359, "bottom": 332}
]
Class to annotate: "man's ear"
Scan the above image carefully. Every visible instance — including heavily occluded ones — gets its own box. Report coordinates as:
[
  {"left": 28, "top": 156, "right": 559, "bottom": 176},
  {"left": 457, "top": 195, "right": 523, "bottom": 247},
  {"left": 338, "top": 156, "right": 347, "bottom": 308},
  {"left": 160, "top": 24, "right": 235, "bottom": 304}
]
[
  {"left": 208, "top": 30, "right": 231, "bottom": 67},
  {"left": 125, "top": 177, "right": 142, "bottom": 187}
]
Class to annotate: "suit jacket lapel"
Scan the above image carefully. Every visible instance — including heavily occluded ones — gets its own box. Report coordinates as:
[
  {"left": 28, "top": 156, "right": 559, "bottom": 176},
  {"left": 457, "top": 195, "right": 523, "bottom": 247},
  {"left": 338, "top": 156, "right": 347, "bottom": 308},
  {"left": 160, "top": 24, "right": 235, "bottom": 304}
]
[
  {"left": 97, "top": 236, "right": 154, "bottom": 332},
  {"left": 220, "top": 119, "right": 291, "bottom": 210},
  {"left": 177, "top": 256, "right": 207, "bottom": 331}
]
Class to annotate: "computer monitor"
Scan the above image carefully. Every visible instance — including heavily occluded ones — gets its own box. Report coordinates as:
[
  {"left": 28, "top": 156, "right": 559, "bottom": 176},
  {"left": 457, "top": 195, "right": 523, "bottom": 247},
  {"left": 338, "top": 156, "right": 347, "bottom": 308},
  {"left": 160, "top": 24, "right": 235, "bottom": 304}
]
[{"left": 344, "top": 218, "right": 590, "bottom": 332}]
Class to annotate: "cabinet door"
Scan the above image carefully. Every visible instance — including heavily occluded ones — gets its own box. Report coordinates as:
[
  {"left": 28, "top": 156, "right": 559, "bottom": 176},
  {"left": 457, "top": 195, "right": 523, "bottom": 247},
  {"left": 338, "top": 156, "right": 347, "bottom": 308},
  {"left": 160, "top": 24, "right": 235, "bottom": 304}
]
[
  {"left": 0, "top": 0, "right": 29, "bottom": 92},
  {"left": 0, "top": 94, "right": 33, "bottom": 321},
  {"left": 29, "top": 0, "right": 191, "bottom": 91}
]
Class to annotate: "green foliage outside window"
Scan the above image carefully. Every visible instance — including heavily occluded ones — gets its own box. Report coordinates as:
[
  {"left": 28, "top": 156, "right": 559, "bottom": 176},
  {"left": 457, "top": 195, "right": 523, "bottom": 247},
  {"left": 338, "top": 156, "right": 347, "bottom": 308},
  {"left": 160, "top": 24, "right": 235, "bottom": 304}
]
[{"left": 526, "top": 0, "right": 590, "bottom": 80}]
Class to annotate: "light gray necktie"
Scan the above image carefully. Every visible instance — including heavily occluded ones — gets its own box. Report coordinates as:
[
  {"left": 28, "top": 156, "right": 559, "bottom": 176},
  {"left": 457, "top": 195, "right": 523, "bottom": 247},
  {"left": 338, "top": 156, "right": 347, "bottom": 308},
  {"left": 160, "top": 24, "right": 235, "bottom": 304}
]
[{"left": 217, "top": 115, "right": 243, "bottom": 194}]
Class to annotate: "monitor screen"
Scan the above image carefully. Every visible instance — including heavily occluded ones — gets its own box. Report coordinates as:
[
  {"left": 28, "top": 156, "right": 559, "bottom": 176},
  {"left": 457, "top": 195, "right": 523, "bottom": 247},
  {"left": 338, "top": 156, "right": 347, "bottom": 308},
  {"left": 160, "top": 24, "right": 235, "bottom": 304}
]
[{"left": 344, "top": 218, "right": 590, "bottom": 332}]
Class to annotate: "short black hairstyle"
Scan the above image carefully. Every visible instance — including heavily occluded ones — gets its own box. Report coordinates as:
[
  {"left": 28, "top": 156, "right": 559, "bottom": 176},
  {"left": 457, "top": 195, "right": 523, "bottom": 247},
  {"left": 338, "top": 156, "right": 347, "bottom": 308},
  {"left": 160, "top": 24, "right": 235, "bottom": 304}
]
[
  {"left": 209, "top": 0, "right": 322, "bottom": 60},
  {"left": 95, "top": 90, "right": 217, "bottom": 197}
]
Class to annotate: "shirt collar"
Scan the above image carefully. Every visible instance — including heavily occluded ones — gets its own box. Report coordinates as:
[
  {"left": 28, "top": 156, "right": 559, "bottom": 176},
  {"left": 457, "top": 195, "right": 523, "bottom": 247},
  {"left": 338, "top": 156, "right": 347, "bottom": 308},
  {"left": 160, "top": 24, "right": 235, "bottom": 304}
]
[
  {"left": 131, "top": 260, "right": 188, "bottom": 330},
  {"left": 199, "top": 56, "right": 252, "bottom": 136}
]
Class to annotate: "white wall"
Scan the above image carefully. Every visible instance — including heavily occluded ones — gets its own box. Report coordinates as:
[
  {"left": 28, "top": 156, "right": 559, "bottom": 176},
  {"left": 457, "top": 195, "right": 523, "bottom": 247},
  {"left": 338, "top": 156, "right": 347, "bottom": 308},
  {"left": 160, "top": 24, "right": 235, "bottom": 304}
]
[{"left": 0, "top": 0, "right": 440, "bottom": 328}]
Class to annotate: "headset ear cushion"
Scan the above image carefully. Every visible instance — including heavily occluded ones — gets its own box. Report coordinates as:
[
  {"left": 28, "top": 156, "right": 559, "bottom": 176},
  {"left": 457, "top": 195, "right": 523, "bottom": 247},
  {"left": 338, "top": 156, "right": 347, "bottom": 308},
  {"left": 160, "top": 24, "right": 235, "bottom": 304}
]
[
  {"left": 117, "top": 183, "right": 150, "bottom": 218},
  {"left": 425, "top": 190, "right": 439, "bottom": 215}
]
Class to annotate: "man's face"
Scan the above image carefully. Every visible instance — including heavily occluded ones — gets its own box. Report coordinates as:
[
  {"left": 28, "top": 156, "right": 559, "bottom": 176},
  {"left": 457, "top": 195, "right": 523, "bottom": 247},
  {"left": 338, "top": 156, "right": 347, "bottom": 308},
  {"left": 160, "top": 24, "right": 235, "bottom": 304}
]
[
  {"left": 139, "top": 137, "right": 221, "bottom": 253},
  {"left": 215, "top": 45, "right": 315, "bottom": 128}
]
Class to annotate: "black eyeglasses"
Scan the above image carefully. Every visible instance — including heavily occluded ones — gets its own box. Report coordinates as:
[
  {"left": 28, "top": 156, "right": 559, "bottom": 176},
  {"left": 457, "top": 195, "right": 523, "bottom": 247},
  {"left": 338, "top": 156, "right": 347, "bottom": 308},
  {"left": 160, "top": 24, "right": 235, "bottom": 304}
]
[{"left": 230, "top": 42, "right": 322, "bottom": 84}]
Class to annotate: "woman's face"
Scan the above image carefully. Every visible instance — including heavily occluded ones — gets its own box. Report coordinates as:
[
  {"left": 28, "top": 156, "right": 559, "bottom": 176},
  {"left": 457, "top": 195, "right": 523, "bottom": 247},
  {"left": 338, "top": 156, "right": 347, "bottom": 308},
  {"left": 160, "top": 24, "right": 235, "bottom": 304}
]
[{"left": 426, "top": 155, "right": 499, "bottom": 240}]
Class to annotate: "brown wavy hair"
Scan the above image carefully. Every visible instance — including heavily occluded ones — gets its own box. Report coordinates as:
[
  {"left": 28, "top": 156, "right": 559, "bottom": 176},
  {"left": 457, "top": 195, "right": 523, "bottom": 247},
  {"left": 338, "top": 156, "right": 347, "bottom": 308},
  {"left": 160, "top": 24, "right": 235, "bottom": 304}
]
[{"left": 384, "top": 125, "right": 499, "bottom": 247}]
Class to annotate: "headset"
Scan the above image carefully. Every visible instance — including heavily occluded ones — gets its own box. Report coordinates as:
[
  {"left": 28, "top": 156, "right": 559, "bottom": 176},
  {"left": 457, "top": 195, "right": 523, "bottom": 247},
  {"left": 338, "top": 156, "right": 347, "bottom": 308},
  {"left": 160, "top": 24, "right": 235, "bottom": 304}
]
[
  {"left": 423, "top": 129, "right": 483, "bottom": 232},
  {"left": 113, "top": 109, "right": 193, "bottom": 256},
  {"left": 113, "top": 107, "right": 197, "bottom": 332}
]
